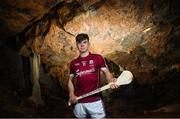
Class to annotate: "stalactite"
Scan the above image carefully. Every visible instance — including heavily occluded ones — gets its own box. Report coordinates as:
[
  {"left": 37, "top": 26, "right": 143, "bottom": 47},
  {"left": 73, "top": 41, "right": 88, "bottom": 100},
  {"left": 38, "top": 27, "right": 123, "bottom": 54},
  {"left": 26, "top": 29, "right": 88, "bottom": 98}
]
[{"left": 29, "top": 50, "right": 44, "bottom": 105}]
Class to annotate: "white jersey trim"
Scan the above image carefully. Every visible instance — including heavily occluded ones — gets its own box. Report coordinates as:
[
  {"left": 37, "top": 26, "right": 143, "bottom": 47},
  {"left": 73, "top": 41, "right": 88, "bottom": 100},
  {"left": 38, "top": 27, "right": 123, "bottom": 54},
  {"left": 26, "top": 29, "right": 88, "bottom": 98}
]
[
  {"left": 100, "top": 67, "right": 108, "bottom": 71},
  {"left": 70, "top": 74, "right": 74, "bottom": 78}
]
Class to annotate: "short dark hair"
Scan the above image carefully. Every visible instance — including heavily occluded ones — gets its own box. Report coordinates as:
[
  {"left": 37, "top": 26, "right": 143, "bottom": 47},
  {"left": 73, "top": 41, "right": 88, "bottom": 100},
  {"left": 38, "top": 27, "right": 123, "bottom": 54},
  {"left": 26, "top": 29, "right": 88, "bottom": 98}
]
[{"left": 76, "top": 33, "right": 89, "bottom": 43}]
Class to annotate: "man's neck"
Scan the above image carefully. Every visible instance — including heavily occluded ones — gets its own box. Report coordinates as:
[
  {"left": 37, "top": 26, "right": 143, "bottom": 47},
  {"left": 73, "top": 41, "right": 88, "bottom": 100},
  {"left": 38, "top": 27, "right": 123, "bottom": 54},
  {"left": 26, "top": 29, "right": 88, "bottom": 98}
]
[{"left": 80, "top": 51, "right": 89, "bottom": 58}]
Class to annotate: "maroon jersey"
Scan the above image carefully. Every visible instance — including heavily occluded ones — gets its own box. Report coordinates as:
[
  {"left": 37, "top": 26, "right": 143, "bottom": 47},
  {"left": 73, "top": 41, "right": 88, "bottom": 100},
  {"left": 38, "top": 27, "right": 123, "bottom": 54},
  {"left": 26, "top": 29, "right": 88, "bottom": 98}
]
[{"left": 70, "top": 53, "right": 108, "bottom": 103}]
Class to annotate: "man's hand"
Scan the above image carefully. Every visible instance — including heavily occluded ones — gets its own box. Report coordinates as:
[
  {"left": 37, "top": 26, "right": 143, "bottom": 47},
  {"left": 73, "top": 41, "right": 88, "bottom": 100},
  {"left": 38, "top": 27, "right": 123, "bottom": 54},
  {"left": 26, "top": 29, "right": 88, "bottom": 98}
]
[
  {"left": 69, "top": 93, "right": 78, "bottom": 104},
  {"left": 109, "top": 78, "right": 119, "bottom": 89},
  {"left": 109, "top": 82, "right": 119, "bottom": 89}
]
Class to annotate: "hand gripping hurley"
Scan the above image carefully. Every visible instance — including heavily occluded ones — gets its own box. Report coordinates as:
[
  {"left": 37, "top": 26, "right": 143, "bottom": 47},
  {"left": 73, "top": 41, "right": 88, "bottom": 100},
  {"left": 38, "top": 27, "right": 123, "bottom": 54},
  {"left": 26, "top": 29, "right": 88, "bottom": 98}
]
[{"left": 68, "top": 70, "right": 133, "bottom": 106}]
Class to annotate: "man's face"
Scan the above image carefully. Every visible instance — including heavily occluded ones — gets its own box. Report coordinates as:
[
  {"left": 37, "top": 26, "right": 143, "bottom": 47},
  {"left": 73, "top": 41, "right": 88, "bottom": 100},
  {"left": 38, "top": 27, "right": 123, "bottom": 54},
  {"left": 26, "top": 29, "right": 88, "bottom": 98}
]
[{"left": 77, "top": 39, "right": 89, "bottom": 53}]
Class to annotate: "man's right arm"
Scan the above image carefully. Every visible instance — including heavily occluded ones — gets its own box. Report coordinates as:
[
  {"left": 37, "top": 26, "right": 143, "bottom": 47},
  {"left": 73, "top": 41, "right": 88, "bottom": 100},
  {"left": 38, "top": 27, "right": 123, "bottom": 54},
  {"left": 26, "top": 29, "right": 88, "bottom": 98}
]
[{"left": 68, "top": 76, "right": 77, "bottom": 104}]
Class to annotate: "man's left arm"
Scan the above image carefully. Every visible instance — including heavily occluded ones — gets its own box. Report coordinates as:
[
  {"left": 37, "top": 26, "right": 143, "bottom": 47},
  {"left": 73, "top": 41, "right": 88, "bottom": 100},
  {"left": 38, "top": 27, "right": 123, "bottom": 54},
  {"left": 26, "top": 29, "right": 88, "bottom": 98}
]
[{"left": 102, "top": 69, "right": 119, "bottom": 89}]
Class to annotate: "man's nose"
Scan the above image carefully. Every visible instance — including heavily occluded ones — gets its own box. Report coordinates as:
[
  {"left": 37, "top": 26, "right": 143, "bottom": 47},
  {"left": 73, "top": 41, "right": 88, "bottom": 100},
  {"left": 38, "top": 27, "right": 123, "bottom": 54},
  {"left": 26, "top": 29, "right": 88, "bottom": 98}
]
[{"left": 80, "top": 43, "right": 84, "bottom": 47}]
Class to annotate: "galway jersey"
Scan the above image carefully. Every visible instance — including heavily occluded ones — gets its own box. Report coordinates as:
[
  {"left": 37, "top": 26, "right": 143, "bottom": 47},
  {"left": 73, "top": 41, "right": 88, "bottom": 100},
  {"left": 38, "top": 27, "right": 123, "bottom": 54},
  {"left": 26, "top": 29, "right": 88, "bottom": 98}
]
[{"left": 70, "top": 53, "right": 108, "bottom": 103}]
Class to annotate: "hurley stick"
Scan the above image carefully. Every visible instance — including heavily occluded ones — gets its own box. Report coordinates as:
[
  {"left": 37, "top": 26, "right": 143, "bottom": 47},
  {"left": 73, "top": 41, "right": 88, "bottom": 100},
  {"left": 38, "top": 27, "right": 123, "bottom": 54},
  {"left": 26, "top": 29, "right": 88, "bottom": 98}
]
[{"left": 68, "top": 70, "right": 133, "bottom": 106}]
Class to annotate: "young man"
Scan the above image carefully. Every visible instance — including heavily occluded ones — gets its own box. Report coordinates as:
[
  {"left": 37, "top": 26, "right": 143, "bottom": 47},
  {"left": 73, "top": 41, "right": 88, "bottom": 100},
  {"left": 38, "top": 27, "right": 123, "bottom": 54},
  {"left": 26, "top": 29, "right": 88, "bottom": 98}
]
[{"left": 68, "top": 33, "right": 118, "bottom": 118}]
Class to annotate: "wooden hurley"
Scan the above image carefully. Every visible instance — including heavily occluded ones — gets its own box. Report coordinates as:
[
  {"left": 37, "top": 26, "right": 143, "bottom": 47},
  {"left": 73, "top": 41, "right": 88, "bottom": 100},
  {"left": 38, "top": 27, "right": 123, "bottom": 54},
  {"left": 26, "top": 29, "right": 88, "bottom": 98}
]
[{"left": 68, "top": 70, "right": 133, "bottom": 106}]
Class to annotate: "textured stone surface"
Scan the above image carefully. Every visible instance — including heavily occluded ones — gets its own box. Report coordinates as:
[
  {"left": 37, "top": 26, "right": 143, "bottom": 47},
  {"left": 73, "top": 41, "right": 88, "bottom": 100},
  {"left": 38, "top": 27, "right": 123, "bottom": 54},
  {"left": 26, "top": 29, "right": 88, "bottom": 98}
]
[
  {"left": 0, "top": 0, "right": 64, "bottom": 40},
  {"left": 0, "top": 0, "right": 180, "bottom": 117},
  {"left": 7, "top": 0, "right": 177, "bottom": 88}
]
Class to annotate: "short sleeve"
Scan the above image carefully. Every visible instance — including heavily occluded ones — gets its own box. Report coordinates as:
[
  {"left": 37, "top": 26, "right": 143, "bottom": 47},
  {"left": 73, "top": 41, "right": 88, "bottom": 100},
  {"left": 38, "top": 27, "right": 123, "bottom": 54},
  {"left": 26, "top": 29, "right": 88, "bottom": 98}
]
[{"left": 97, "top": 55, "right": 108, "bottom": 71}]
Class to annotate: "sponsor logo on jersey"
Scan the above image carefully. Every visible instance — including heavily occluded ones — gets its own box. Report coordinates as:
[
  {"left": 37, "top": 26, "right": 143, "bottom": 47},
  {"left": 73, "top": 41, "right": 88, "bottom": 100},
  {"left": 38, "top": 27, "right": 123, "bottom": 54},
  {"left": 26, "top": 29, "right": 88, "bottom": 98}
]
[{"left": 76, "top": 68, "right": 95, "bottom": 77}]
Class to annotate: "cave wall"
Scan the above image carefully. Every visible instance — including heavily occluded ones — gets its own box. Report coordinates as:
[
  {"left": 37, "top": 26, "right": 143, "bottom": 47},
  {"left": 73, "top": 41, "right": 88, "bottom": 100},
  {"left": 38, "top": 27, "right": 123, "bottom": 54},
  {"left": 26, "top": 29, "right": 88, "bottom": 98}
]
[
  {"left": 0, "top": 0, "right": 67, "bottom": 40},
  {"left": 14, "top": 0, "right": 180, "bottom": 89},
  {"left": 0, "top": 0, "right": 179, "bottom": 98}
]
